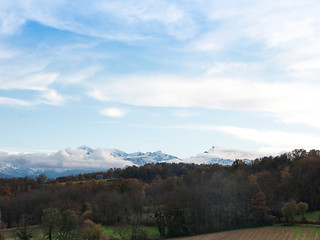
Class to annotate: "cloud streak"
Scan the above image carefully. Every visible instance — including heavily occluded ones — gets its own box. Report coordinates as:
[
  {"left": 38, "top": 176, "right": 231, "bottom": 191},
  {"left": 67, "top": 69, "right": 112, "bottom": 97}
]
[
  {"left": 100, "top": 108, "right": 126, "bottom": 118},
  {"left": 1, "top": 0, "right": 320, "bottom": 155},
  {"left": 0, "top": 97, "right": 32, "bottom": 106},
  {"left": 0, "top": 0, "right": 196, "bottom": 41},
  {"left": 175, "top": 124, "right": 320, "bottom": 153},
  {"left": 89, "top": 75, "right": 320, "bottom": 128}
]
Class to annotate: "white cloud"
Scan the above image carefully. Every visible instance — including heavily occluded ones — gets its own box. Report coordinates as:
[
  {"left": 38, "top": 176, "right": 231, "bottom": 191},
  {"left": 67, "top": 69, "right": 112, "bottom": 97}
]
[
  {"left": 0, "top": 147, "right": 134, "bottom": 170},
  {"left": 2, "top": 0, "right": 320, "bottom": 128},
  {"left": 3, "top": 73, "right": 59, "bottom": 91},
  {"left": 185, "top": 0, "right": 320, "bottom": 84},
  {"left": 38, "top": 89, "right": 65, "bottom": 106},
  {"left": 184, "top": 146, "right": 270, "bottom": 163},
  {"left": 175, "top": 124, "right": 320, "bottom": 153},
  {"left": 0, "top": 97, "right": 31, "bottom": 106},
  {"left": 0, "top": 60, "right": 53, "bottom": 90},
  {"left": 0, "top": 45, "right": 18, "bottom": 59},
  {"left": 58, "top": 66, "right": 100, "bottom": 85},
  {"left": 2, "top": 1, "right": 320, "bottom": 82},
  {"left": 88, "top": 89, "right": 110, "bottom": 102},
  {"left": 191, "top": 32, "right": 222, "bottom": 52},
  {"left": 0, "top": 70, "right": 64, "bottom": 106},
  {"left": 95, "top": 0, "right": 196, "bottom": 40},
  {"left": 88, "top": 75, "right": 320, "bottom": 128},
  {"left": 1, "top": 1, "right": 320, "bottom": 46},
  {"left": 0, "top": 1, "right": 25, "bottom": 35},
  {"left": 0, "top": 52, "right": 68, "bottom": 106},
  {"left": 0, "top": 0, "right": 197, "bottom": 41},
  {"left": 216, "top": 126, "right": 320, "bottom": 153},
  {"left": 0, "top": 90, "right": 65, "bottom": 107},
  {"left": 205, "top": 62, "right": 262, "bottom": 76},
  {"left": 100, "top": 107, "right": 126, "bottom": 118}
]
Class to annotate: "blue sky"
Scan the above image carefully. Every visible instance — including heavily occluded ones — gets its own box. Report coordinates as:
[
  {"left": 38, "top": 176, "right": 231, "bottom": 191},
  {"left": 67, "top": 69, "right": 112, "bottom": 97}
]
[{"left": 1, "top": 0, "right": 320, "bottom": 158}]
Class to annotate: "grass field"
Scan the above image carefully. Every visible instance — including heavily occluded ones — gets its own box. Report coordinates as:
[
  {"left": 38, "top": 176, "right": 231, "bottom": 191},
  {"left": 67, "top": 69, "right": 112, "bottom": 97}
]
[
  {"left": 169, "top": 225, "right": 320, "bottom": 240},
  {"left": 104, "top": 225, "right": 160, "bottom": 239},
  {"left": 296, "top": 211, "right": 320, "bottom": 221},
  {"left": 3, "top": 225, "right": 42, "bottom": 240},
  {"left": 4, "top": 225, "right": 159, "bottom": 240}
]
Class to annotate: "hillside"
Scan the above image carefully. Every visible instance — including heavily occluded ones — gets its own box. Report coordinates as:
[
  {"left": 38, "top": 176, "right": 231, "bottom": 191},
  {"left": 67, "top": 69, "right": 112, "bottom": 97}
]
[{"left": 0, "top": 148, "right": 319, "bottom": 239}]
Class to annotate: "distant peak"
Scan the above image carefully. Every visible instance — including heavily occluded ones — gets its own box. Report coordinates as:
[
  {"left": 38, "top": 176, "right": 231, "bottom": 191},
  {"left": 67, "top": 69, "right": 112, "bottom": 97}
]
[
  {"left": 77, "top": 145, "right": 94, "bottom": 155},
  {"left": 78, "top": 145, "right": 92, "bottom": 150},
  {"left": 204, "top": 146, "right": 215, "bottom": 153}
]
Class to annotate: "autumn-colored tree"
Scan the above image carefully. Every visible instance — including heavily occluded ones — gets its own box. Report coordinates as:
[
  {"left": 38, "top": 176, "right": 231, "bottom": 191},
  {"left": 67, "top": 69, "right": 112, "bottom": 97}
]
[
  {"left": 0, "top": 184, "right": 12, "bottom": 196},
  {"left": 291, "top": 156, "right": 320, "bottom": 210},
  {"left": 82, "top": 202, "right": 93, "bottom": 220},
  {"left": 1, "top": 150, "right": 320, "bottom": 239},
  {"left": 249, "top": 192, "right": 274, "bottom": 225},
  {"left": 81, "top": 219, "right": 107, "bottom": 240}
]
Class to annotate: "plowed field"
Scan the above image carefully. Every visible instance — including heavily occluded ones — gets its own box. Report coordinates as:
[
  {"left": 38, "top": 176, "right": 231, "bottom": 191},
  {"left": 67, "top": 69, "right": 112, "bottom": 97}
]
[{"left": 174, "top": 226, "right": 320, "bottom": 240}]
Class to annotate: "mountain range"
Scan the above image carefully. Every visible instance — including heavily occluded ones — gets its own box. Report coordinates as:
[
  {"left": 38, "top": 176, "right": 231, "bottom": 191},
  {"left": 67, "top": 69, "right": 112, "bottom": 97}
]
[{"left": 0, "top": 145, "right": 267, "bottom": 178}]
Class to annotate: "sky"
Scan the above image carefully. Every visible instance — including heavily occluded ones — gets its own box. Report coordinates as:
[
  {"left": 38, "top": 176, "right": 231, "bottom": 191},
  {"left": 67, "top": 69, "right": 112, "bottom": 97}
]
[{"left": 1, "top": 0, "right": 320, "bottom": 158}]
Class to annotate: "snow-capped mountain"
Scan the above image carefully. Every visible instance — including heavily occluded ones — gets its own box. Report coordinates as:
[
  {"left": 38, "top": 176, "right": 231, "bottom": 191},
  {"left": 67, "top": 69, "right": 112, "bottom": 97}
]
[
  {"left": 78, "top": 145, "right": 94, "bottom": 155},
  {"left": 77, "top": 145, "right": 180, "bottom": 165},
  {"left": 0, "top": 146, "right": 181, "bottom": 178},
  {"left": 0, "top": 145, "right": 262, "bottom": 178},
  {"left": 184, "top": 146, "right": 263, "bottom": 165},
  {"left": 113, "top": 150, "right": 180, "bottom": 165},
  {"left": 0, "top": 162, "right": 42, "bottom": 178}
]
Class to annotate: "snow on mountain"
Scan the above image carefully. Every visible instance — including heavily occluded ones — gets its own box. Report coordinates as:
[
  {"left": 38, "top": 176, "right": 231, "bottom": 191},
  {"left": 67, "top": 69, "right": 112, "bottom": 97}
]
[
  {"left": 183, "top": 146, "right": 264, "bottom": 165},
  {"left": 0, "top": 146, "right": 132, "bottom": 178},
  {"left": 0, "top": 161, "right": 42, "bottom": 177},
  {"left": 77, "top": 145, "right": 94, "bottom": 155},
  {"left": 0, "top": 146, "right": 181, "bottom": 178},
  {"left": 123, "top": 150, "right": 180, "bottom": 165},
  {"left": 0, "top": 145, "right": 265, "bottom": 178}
]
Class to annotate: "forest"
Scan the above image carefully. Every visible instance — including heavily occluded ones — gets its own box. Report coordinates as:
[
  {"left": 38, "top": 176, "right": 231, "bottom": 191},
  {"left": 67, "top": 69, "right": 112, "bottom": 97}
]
[{"left": 0, "top": 149, "right": 319, "bottom": 239}]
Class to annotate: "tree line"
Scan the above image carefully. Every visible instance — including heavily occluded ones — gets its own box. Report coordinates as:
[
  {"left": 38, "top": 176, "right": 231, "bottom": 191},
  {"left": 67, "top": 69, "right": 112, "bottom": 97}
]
[{"left": 0, "top": 149, "right": 319, "bottom": 239}]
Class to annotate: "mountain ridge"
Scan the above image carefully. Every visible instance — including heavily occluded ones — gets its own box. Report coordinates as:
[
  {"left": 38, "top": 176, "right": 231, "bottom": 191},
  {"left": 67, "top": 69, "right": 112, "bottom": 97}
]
[{"left": 0, "top": 145, "right": 263, "bottom": 178}]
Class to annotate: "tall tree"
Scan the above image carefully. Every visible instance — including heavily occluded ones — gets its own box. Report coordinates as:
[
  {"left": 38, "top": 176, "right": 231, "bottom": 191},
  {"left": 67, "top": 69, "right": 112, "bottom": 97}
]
[
  {"left": 16, "top": 215, "right": 32, "bottom": 240},
  {"left": 249, "top": 192, "right": 274, "bottom": 225},
  {"left": 0, "top": 222, "right": 6, "bottom": 240},
  {"left": 297, "top": 202, "right": 308, "bottom": 222},
  {"left": 281, "top": 200, "right": 297, "bottom": 226},
  {"left": 57, "top": 209, "right": 80, "bottom": 240},
  {"left": 41, "top": 208, "right": 61, "bottom": 240},
  {"left": 81, "top": 219, "right": 106, "bottom": 240}
]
